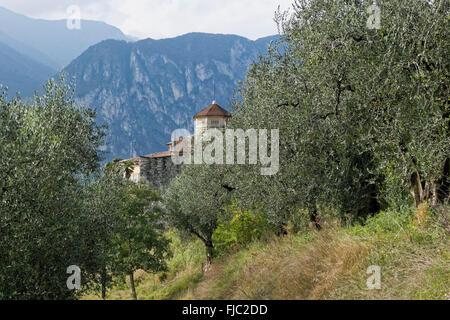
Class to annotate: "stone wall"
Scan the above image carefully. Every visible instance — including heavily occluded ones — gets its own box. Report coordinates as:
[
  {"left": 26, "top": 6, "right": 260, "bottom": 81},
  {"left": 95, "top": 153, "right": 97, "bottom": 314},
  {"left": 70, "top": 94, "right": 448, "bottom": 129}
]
[{"left": 139, "top": 156, "right": 183, "bottom": 190}]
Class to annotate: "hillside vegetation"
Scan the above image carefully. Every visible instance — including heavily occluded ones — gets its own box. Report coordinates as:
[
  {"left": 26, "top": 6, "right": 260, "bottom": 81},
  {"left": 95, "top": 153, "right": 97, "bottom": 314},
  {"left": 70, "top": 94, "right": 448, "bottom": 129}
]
[
  {"left": 1, "top": 0, "right": 448, "bottom": 300},
  {"left": 86, "top": 205, "right": 449, "bottom": 300}
]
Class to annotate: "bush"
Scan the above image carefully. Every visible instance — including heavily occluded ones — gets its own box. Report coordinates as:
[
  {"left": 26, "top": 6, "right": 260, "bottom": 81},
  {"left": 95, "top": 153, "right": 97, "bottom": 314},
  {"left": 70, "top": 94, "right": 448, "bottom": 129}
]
[
  {"left": 347, "top": 203, "right": 449, "bottom": 247},
  {"left": 347, "top": 206, "right": 414, "bottom": 237},
  {"left": 213, "top": 205, "right": 271, "bottom": 256}
]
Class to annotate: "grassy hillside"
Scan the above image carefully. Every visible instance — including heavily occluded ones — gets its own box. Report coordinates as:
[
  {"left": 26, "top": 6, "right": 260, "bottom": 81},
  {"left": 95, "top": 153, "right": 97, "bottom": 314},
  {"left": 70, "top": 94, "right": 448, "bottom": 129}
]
[{"left": 84, "top": 205, "right": 449, "bottom": 300}]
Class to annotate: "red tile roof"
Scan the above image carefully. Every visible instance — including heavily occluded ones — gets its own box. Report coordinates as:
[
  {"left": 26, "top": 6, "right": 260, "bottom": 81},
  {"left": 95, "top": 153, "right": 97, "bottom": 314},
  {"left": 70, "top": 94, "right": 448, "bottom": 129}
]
[{"left": 193, "top": 103, "right": 232, "bottom": 119}]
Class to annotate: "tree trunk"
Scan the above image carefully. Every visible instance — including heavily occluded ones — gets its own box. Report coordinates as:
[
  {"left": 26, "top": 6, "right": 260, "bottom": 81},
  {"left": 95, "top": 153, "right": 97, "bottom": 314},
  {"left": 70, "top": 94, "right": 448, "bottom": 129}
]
[
  {"left": 101, "top": 284, "right": 106, "bottom": 300},
  {"left": 202, "top": 240, "right": 214, "bottom": 272},
  {"left": 101, "top": 268, "right": 107, "bottom": 300},
  {"left": 411, "top": 171, "right": 424, "bottom": 207},
  {"left": 424, "top": 180, "right": 438, "bottom": 206},
  {"left": 129, "top": 273, "right": 137, "bottom": 300},
  {"left": 431, "top": 182, "right": 438, "bottom": 206},
  {"left": 309, "top": 206, "right": 322, "bottom": 231},
  {"left": 205, "top": 241, "right": 214, "bottom": 266},
  {"left": 190, "top": 229, "right": 215, "bottom": 267}
]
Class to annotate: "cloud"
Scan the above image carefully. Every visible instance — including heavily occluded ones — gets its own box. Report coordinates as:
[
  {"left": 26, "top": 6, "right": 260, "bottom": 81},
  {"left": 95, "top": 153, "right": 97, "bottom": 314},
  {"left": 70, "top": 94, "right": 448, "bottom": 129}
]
[{"left": 0, "top": 0, "right": 293, "bottom": 39}]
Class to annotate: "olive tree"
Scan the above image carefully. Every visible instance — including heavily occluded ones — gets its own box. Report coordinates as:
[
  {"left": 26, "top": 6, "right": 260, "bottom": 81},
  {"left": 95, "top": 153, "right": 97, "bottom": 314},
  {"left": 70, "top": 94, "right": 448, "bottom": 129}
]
[
  {"left": 0, "top": 77, "right": 105, "bottom": 299},
  {"left": 78, "top": 169, "right": 129, "bottom": 300},
  {"left": 112, "top": 183, "right": 171, "bottom": 300},
  {"left": 284, "top": 0, "right": 449, "bottom": 207},
  {"left": 228, "top": 0, "right": 449, "bottom": 230},
  {"left": 163, "top": 163, "right": 232, "bottom": 264}
]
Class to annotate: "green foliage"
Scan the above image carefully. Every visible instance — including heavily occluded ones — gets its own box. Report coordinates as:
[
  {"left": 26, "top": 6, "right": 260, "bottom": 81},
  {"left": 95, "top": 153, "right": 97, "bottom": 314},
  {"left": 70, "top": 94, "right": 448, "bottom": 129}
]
[
  {"left": 81, "top": 169, "right": 172, "bottom": 300},
  {"left": 222, "top": 0, "right": 449, "bottom": 229},
  {"left": 3, "top": 0, "right": 447, "bottom": 299},
  {"left": 162, "top": 1, "right": 448, "bottom": 264},
  {"left": 347, "top": 204, "right": 447, "bottom": 247},
  {"left": 378, "top": 163, "right": 415, "bottom": 210},
  {"left": 77, "top": 168, "right": 129, "bottom": 298},
  {"left": 83, "top": 205, "right": 449, "bottom": 301},
  {"left": 0, "top": 76, "right": 105, "bottom": 299},
  {"left": 156, "top": 1, "right": 450, "bottom": 281},
  {"left": 163, "top": 163, "right": 232, "bottom": 259},
  {"left": 192, "top": 205, "right": 449, "bottom": 300},
  {"left": 112, "top": 183, "right": 171, "bottom": 279},
  {"left": 213, "top": 204, "right": 270, "bottom": 256},
  {"left": 145, "top": 232, "right": 204, "bottom": 299},
  {"left": 164, "top": 231, "right": 205, "bottom": 280},
  {"left": 84, "top": 231, "right": 205, "bottom": 300},
  {"left": 348, "top": 207, "right": 414, "bottom": 237},
  {"left": 0, "top": 77, "right": 171, "bottom": 300}
]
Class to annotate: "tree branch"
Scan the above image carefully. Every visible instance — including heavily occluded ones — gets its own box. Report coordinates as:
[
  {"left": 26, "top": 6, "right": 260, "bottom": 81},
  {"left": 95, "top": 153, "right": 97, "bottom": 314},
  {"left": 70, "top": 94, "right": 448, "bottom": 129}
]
[{"left": 277, "top": 101, "right": 300, "bottom": 108}]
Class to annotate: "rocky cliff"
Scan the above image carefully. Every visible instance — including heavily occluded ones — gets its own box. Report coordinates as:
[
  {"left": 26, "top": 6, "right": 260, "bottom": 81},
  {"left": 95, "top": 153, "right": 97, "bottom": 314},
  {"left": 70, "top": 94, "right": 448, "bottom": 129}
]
[{"left": 63, "top": 33, "right": 278, "bottom": 160}]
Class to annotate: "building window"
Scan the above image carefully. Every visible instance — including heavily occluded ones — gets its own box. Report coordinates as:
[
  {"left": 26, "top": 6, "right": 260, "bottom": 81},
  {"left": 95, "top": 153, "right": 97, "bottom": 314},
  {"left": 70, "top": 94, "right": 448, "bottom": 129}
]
[{"left": 210, "top": 120, "right": 220, "bottom": 126}]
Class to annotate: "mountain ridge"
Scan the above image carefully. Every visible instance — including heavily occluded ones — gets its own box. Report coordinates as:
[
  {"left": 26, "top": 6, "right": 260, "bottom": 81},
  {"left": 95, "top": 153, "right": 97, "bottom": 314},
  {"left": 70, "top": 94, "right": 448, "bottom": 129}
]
[
  {"left": 62, "top": 32, "right": 279, "bottom": 160},
  {"left": 0, "top": 6, "right": 131, "bottom": 69},
  {"left": 0, "top": 41, "right": 56, "bottom": 97}
]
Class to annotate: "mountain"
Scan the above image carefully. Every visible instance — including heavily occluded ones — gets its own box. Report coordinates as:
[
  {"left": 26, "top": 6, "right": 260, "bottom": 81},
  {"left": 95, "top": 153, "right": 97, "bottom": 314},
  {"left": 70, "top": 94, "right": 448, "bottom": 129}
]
[
  {"left": 63, "top": 33, "right": 279, "bottom": 161},
  {"left": 0, "top": 30, "right": 57, "bottom": 70},
  {"left": 0, "top": 41, "right": 56, "bottom": 97},
  {"left": 0, "top": 6, "right": 131, "bottom": 69}
]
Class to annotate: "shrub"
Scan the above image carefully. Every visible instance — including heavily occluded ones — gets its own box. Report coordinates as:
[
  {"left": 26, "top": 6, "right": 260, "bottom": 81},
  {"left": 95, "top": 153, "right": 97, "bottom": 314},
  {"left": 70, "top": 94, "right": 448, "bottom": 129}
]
[
  {"left": 347, "top": 206, "right": 414, "bottom": 237},
  {"left": 213, "top": 205, "right": 271, "bottom": 256}
]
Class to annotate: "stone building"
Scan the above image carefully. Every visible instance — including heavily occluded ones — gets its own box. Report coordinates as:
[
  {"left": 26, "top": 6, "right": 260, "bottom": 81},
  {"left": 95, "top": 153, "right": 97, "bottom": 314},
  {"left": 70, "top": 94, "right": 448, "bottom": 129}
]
[{"left": 123, "top": 101, "right": 231, "bottom": 189}]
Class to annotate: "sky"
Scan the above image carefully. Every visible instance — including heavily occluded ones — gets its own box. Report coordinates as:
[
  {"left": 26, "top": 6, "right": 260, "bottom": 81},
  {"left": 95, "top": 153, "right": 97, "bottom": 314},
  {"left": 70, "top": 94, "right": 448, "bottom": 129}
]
[{"left": 0, "top": 0, "right": 294, "bottom": 40}]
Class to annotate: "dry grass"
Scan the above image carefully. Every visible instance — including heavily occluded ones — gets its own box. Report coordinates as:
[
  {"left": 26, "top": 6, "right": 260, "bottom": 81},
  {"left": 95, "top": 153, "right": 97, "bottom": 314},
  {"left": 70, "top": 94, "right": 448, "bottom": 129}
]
[
  {"left": 182, "top": 228, "right": 372, "bottom": 300},
  {"left": 181, "top": 206, "right": 449, "bottom": 300},
  {"left": 84, "top": 206, "right": 450, "bottom": 300},
  {"left": 328, "top": 205, "right": 450, "bottom": 300}
]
